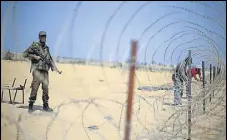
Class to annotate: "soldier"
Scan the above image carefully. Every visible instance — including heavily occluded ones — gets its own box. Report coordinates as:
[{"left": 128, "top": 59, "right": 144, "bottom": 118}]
[
  {"left": 172, "top": 56, "right": 191, "bottom": 106},
  {"left": 23, "top": 31, "right": 56, "bottom": 113}
]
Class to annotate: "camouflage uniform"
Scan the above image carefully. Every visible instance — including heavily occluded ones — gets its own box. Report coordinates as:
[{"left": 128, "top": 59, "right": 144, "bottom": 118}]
[
  {"left": 23, "top": 31, "right": 53, "bottom": 112},
  {"left": 23, "top": 42, "right": 51, "bottom": 104},
  {"left": 172, "top": 57, "right": 190, "bottom": 105},
  {"left": 172, "top": 73, "right": 184, "bottom": 105}
]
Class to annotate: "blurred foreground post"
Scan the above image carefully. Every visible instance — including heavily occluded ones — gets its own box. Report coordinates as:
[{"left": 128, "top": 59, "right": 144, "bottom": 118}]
[{"left": 124, "top": 40, "right": 137, "bottom": 140}]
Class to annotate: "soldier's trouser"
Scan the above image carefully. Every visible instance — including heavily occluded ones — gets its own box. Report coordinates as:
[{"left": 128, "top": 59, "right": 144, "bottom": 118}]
[
  {"left": 172, "top": 74, "right": 183, "bottom": 105},
  {"left": 180, "top": 78, "right": 184, "bottom": 97},
  {"left": 29, "top": 69, "right": 49, "bottom": 104}
]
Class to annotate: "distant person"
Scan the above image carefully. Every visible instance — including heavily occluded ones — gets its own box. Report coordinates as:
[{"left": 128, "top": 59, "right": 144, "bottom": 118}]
[
  {"left": 172, "top": 56, "right": 191, "bottom": 106},
  {"left": 23, "top": 31, "right": 61, "bottom": 113},
  {"left": 188, "top": 66, "right": 202, "bottom": 82}
]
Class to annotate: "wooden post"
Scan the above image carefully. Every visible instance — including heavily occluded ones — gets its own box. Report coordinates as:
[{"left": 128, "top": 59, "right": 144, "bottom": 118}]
[
  {"left": 202, "top": 61, "right": 205, "bottom": 113},
  {"left": 187, "top": 50, "right": 192, "bottom": 140},
  {"left": 124, "top": 40, "right": 137, "bottom": 140},
  {"left": 209, "top": 64, "right": 212, "bottom": 102},
  {"left": 213, "top": 66, "right": 216, "bottom": 97}
]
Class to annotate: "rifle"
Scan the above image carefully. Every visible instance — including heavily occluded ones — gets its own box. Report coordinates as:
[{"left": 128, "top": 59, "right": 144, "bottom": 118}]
[
  {"left": 29, "top": 47, "right": 62, "bottom": 74},
  {"left": 48, "top": 53, "right": 62, "bottom": 74}
]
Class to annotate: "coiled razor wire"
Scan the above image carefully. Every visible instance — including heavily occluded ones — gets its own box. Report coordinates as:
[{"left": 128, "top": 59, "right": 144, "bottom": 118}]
[{"left": 1, "top": 1, "right": 226, "bottom": 140}]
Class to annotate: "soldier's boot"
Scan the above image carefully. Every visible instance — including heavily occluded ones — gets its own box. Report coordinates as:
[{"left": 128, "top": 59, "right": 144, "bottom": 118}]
[
  {"left": 43, "top": 103, "right": 53, "bottom": 112},
  {"left": 28, "top": 102, "right": 34, "bottom": 113}
]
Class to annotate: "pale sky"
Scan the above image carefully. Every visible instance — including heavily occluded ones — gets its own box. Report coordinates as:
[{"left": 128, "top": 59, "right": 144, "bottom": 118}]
[{"left": 1, "top": 1, "right": 226, "bottom": 66}]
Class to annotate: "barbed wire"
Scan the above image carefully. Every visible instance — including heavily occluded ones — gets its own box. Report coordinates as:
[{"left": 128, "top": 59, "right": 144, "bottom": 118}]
[{"left": 1, "top": 1, "right": 226, "bottom": 140}]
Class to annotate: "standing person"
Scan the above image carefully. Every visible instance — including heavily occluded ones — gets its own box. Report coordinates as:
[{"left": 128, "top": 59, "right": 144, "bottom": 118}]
[
  {"left": 172, "top": 56, "right": 191, "bottom": 106},
  {"left": 178, "top": 66, "right": 203, "bottom": 98},
  {"left": 23, "top": 31, "right": 61, "bottom": 113}
]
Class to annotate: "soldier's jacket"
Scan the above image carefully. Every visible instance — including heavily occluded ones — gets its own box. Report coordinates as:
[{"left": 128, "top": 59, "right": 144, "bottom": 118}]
[
  {"left": 174, "top": 56, "right": 190, "bottom": 82},
  {"left": 23, "top": 42, "right": 52, "bottom": 72}
]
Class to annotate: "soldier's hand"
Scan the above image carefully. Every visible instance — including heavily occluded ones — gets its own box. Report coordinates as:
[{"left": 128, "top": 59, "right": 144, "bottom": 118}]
[{"left": 33, "top": 55, "right": 41, "bottom": 60}]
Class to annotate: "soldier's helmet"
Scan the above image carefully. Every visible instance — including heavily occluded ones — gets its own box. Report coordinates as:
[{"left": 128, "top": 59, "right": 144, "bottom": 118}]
[{"left": 39, "top": 31, "right": 47, "bottom": 37}]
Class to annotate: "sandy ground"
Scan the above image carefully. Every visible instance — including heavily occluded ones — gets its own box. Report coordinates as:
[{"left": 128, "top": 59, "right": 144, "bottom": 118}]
[{"left": 1, "top": 60, "right": 226, "bottom": 140}]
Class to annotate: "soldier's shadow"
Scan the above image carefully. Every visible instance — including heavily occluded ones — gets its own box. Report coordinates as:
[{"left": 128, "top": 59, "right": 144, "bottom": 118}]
[{"left": 17, "top": 105, "right": 43, "bottom": 111}]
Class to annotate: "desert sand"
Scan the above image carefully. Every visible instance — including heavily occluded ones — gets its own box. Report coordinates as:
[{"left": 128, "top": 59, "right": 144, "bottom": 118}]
[{"left": 1, "top": 60, "right": 226, "bottom": 140}]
